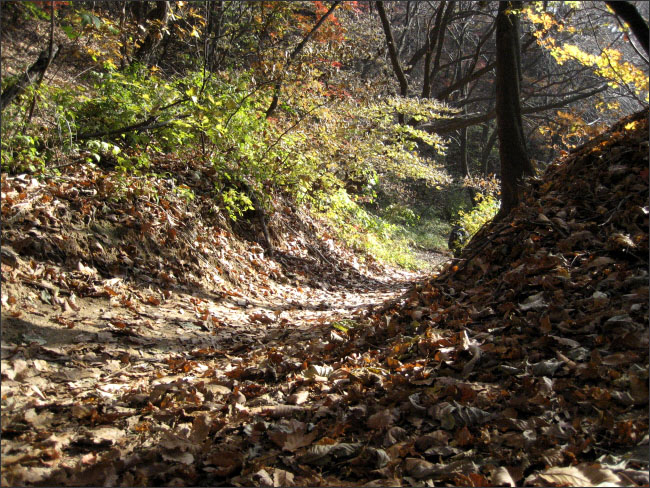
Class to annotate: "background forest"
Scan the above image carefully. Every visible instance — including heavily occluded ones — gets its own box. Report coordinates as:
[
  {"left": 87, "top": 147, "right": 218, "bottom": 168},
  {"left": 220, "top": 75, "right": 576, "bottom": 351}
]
[{"left": 2, "top": 0, "right": 647, "bottom": 267}]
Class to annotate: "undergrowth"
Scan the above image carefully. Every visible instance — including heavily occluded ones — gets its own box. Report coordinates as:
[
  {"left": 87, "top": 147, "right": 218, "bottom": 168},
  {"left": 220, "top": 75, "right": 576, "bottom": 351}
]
[
  {"left": 1, "top": 27, "right": 456, "bottom": 270},
  {"left": 315, "top": 189, "right": 421, "bottom": 269}
]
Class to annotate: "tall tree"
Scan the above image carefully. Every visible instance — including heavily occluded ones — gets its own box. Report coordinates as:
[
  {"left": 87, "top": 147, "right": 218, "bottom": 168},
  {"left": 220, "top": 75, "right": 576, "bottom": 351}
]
[
  {"left": 494, "top": 1, "right": 535, "bottom": 220},
  {"left": 376, "top": 1, "right": 408, "bottom": 99},
  {"left": 134, "top": 1, "right": 171, "bottom": 65},
  {"left": 605, "top": 1, "right": 649, "bottom": 56}
]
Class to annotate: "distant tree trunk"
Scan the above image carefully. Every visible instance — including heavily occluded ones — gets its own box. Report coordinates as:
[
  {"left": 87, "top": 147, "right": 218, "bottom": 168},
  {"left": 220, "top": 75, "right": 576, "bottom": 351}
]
[
  {"left": 134, "top": 1, "right": 171, "bottom": 65},
  {"left": 458, "top": 124, "right": 478, "bottom": 206},
  {"left": 605, "top": 1, "right": 649, "bottom": 55},
  {"left": 119, "top": 1, "right": 128, "bottom": 69},
  {"left": 421, "top": 2, "right": 446, "bottom": 98},
  {"left": 206, "top": 0, "right": 224, "bottom": 71},
  {"left": 131, "top": 0, "right": 147, "bottom": 25},
  {"left": 480, "top": 126, "right": 498, "bottom": 176},
  {"left": 1, "top": 37, "right": 60, "bottom": 112},
  {"left": 376, "top": 1, "right": 408, "bottom": 119},
  {"left": 425, "top": 1, "right": 454, "bottom": 99},
  {"left": 26, "top": 0, "right": 57, "bottom": 122},
  {"left": 494, "top": 1, "right": 534, "bottom": 220}
]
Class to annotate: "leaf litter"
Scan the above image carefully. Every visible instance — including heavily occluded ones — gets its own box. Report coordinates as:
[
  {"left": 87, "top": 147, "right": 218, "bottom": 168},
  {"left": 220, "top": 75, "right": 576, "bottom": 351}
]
[{"left": 1, "top": 112, "right": 648, "bottom": 485}]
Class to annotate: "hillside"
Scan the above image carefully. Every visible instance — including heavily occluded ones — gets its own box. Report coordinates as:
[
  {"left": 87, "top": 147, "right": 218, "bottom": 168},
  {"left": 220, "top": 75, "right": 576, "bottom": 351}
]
[{"left": 2, "top": 106, "right": 647, "bottom": 485}]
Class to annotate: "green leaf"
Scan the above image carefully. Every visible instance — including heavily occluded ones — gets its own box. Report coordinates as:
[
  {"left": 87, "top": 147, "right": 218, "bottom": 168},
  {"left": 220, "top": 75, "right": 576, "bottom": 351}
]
[
  {"left": 61, "top": 25, "right": 80, "bottom": 40},
  {"left": 80, "top": 12, "right": 102, "bottom": 29}
]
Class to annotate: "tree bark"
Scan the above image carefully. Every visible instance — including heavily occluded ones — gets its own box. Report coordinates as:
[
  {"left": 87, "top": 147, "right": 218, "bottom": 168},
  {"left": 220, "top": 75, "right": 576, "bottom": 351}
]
[
  {"left": 375, "top": 2, "right": 409, "bottom": 97},
  {"left": 605, "top": 1, "right": 649, "bottom": 56},
  {"left": 376, "top": 0, "right": 418, "bottom": 124},
  {"left": 376, "top": 1, "right": 408, "bottom": 100},
  {"left": 494, "top": 1, "right": 534, "bottom": 220},
  {"left": 480, "top": 126, "right": 498, "bottom": 176},
  {"left": 421, "top": 2, "right": 447, "bottom": 98}
]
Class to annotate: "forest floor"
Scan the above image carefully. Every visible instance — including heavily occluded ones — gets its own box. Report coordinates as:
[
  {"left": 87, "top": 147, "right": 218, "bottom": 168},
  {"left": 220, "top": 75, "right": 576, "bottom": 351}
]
[
  {"left": 2, "top": 113, "right": 648, "bottom": 487},
  {"left": 1, "top": 239, "right": 441, "bottom": 487},
  {"left": 0, "top": 143, "right": 450, "bottom": 486}
]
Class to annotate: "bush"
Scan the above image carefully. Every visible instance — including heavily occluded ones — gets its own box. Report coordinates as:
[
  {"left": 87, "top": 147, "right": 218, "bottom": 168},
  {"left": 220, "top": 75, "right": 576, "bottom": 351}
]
[{"left": 456, "top": 192, "right": 500, "bottom": 239}]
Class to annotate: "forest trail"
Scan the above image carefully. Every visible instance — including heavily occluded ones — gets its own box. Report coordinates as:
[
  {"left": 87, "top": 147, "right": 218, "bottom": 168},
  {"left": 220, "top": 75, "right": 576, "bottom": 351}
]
[
  {"left": 2, "top": 112, "right": 647, "bottom": 488},
  {"left": 1, "top": 251, "right": 440, "bottom": 370},
  {"left": 1, "top": 1, "right": 648, "bottom": 483},
  {"left": 1, "top": 210, "right": 448, "bottom": 486}
]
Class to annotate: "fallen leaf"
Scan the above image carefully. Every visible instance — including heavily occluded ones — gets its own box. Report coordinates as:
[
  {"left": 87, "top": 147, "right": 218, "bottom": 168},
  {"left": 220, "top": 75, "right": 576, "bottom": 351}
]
[{"left": 367, "top": 409, "right": 395, "bottom": 430}]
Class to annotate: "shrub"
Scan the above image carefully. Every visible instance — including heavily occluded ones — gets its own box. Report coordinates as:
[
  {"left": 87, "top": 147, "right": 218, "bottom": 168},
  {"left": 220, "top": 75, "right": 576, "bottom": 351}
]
[{"left": 456, "top": 192, "right": 500, "bottom": 238}]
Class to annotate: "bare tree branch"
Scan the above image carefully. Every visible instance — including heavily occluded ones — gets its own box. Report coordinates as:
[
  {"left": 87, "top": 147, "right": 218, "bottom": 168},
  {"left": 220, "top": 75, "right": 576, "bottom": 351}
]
[
  {"left": 421, "top": 84, "right": 608, "bottom": 134},
  {"left": 265, "top": 1, "right": 341, "bottom": 117}
]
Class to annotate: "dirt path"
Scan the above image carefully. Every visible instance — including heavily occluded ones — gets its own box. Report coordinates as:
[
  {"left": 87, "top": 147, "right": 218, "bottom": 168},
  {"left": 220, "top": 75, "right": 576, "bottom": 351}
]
[{"left": 1, "top": 250, "right": 449, "bottom": 486}]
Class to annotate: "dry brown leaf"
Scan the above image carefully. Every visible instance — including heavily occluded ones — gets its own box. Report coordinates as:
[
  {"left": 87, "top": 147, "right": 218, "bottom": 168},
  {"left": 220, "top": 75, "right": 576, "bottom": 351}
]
[
  {"left": 367, "top": 409, "right": 395, "bottom": 430},
  {"left": 250, "top": 312, "right": 274, "bottom": 324},
  {"left": 491, "top": 466, "right": 516, "bottom": 487},
  {"left": 273, "top": 468, "right": 295, "bottom": 487},
  {"left": 282, "top": 431, "right": 317, "bottom": 452},
  {"left": 288, "top": 390, "right": 309, "bottom": 405},
  {"left": 161, "top": 450, "right": 194, "bottom": 465},
  {"left": 526, "top": 464, "right": 624, "bottom": 487},
  {"left": 404, "top": 458, "right": 436, "bottom": 480}
]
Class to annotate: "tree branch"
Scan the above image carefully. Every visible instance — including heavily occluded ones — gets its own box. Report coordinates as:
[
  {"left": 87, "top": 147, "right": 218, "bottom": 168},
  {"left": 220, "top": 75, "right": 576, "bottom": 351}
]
[
  {"left": 421, "top": 84, "right": 608, "bottom": 134},
  {"left": 376, "top": 1, "right": 408, "bottom": 97},
  {"left": 265, "top": 1, "right": 341, "bottom": 117},
  {"left": 75, "top": 113, "right": 192, "bottom": 142}
]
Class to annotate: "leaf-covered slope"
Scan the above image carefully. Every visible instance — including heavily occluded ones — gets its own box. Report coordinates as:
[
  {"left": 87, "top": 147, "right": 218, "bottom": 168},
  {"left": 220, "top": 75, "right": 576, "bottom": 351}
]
[
  {"left": 349, "top": 110, "right": 649, "bottom": 485},
  {"left": 1, "top": 113, "right": 646, "bottom": 487},
  {"left": 195, "top": 111, "right": 647, "bottom": 487},
  {"left": 194, "top": 110, "right": 646, "bottom": 487}
]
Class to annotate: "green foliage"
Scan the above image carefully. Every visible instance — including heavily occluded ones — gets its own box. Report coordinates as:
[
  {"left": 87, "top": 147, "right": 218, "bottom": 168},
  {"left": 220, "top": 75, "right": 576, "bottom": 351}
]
[
  {"left": 400, "top": 210, "right": 452, "bottom": 252},
  {"left": 74, "top": 64, "right": 183, "bottom": 150},
  {"left": 305, "top": 96, "right": 453, "bottom": 197},
  {"left": 173, "top": 184, "right": 195, "bottom": 202},
  {"left": 0, "top": 84, "right": 48, "bottom": 173},
  {"left": 19, "top": 2, "right": 51, "bottom": 21},
  {"left": 316, "top": 189, "right": 419, "bottom": 269},
  {"left": 456, "top": 193, "right": 500, "bottom": 238},
  {"left": 381, "top": 203, "right": 420, "bottom": 227},
  {"left": 221, "top": 188, "right": 254, "bottom": 221}
]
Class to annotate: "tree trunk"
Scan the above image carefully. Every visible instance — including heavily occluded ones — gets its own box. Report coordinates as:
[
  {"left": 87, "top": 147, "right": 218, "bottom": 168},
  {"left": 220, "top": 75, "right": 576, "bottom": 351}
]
[
  {"left": 376, "top": 0, "right": 408, "bottom": 103},
  {"left": 605, "top": 1, "right": 649, "bottom": 55},
  {"left": 480, "top": 126, "right": 498, "bottom": 176},
  {"left": 134, "top": 1, "right": 171, "bottom": 65},
  {"left": 1, "top": 45, "right": 61, "bottom": 112},
  {"left": 494, "top": 1, "right": 534, "bottom": 220},
  {"left": 265, "top": 1, "right": 340, "bottom": 118},
  {"left": 421, "top": 2, "right": 446, "bottom": 98},
  {"left": 426, "top": 1, "right": 454, "bottom": 99}
]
